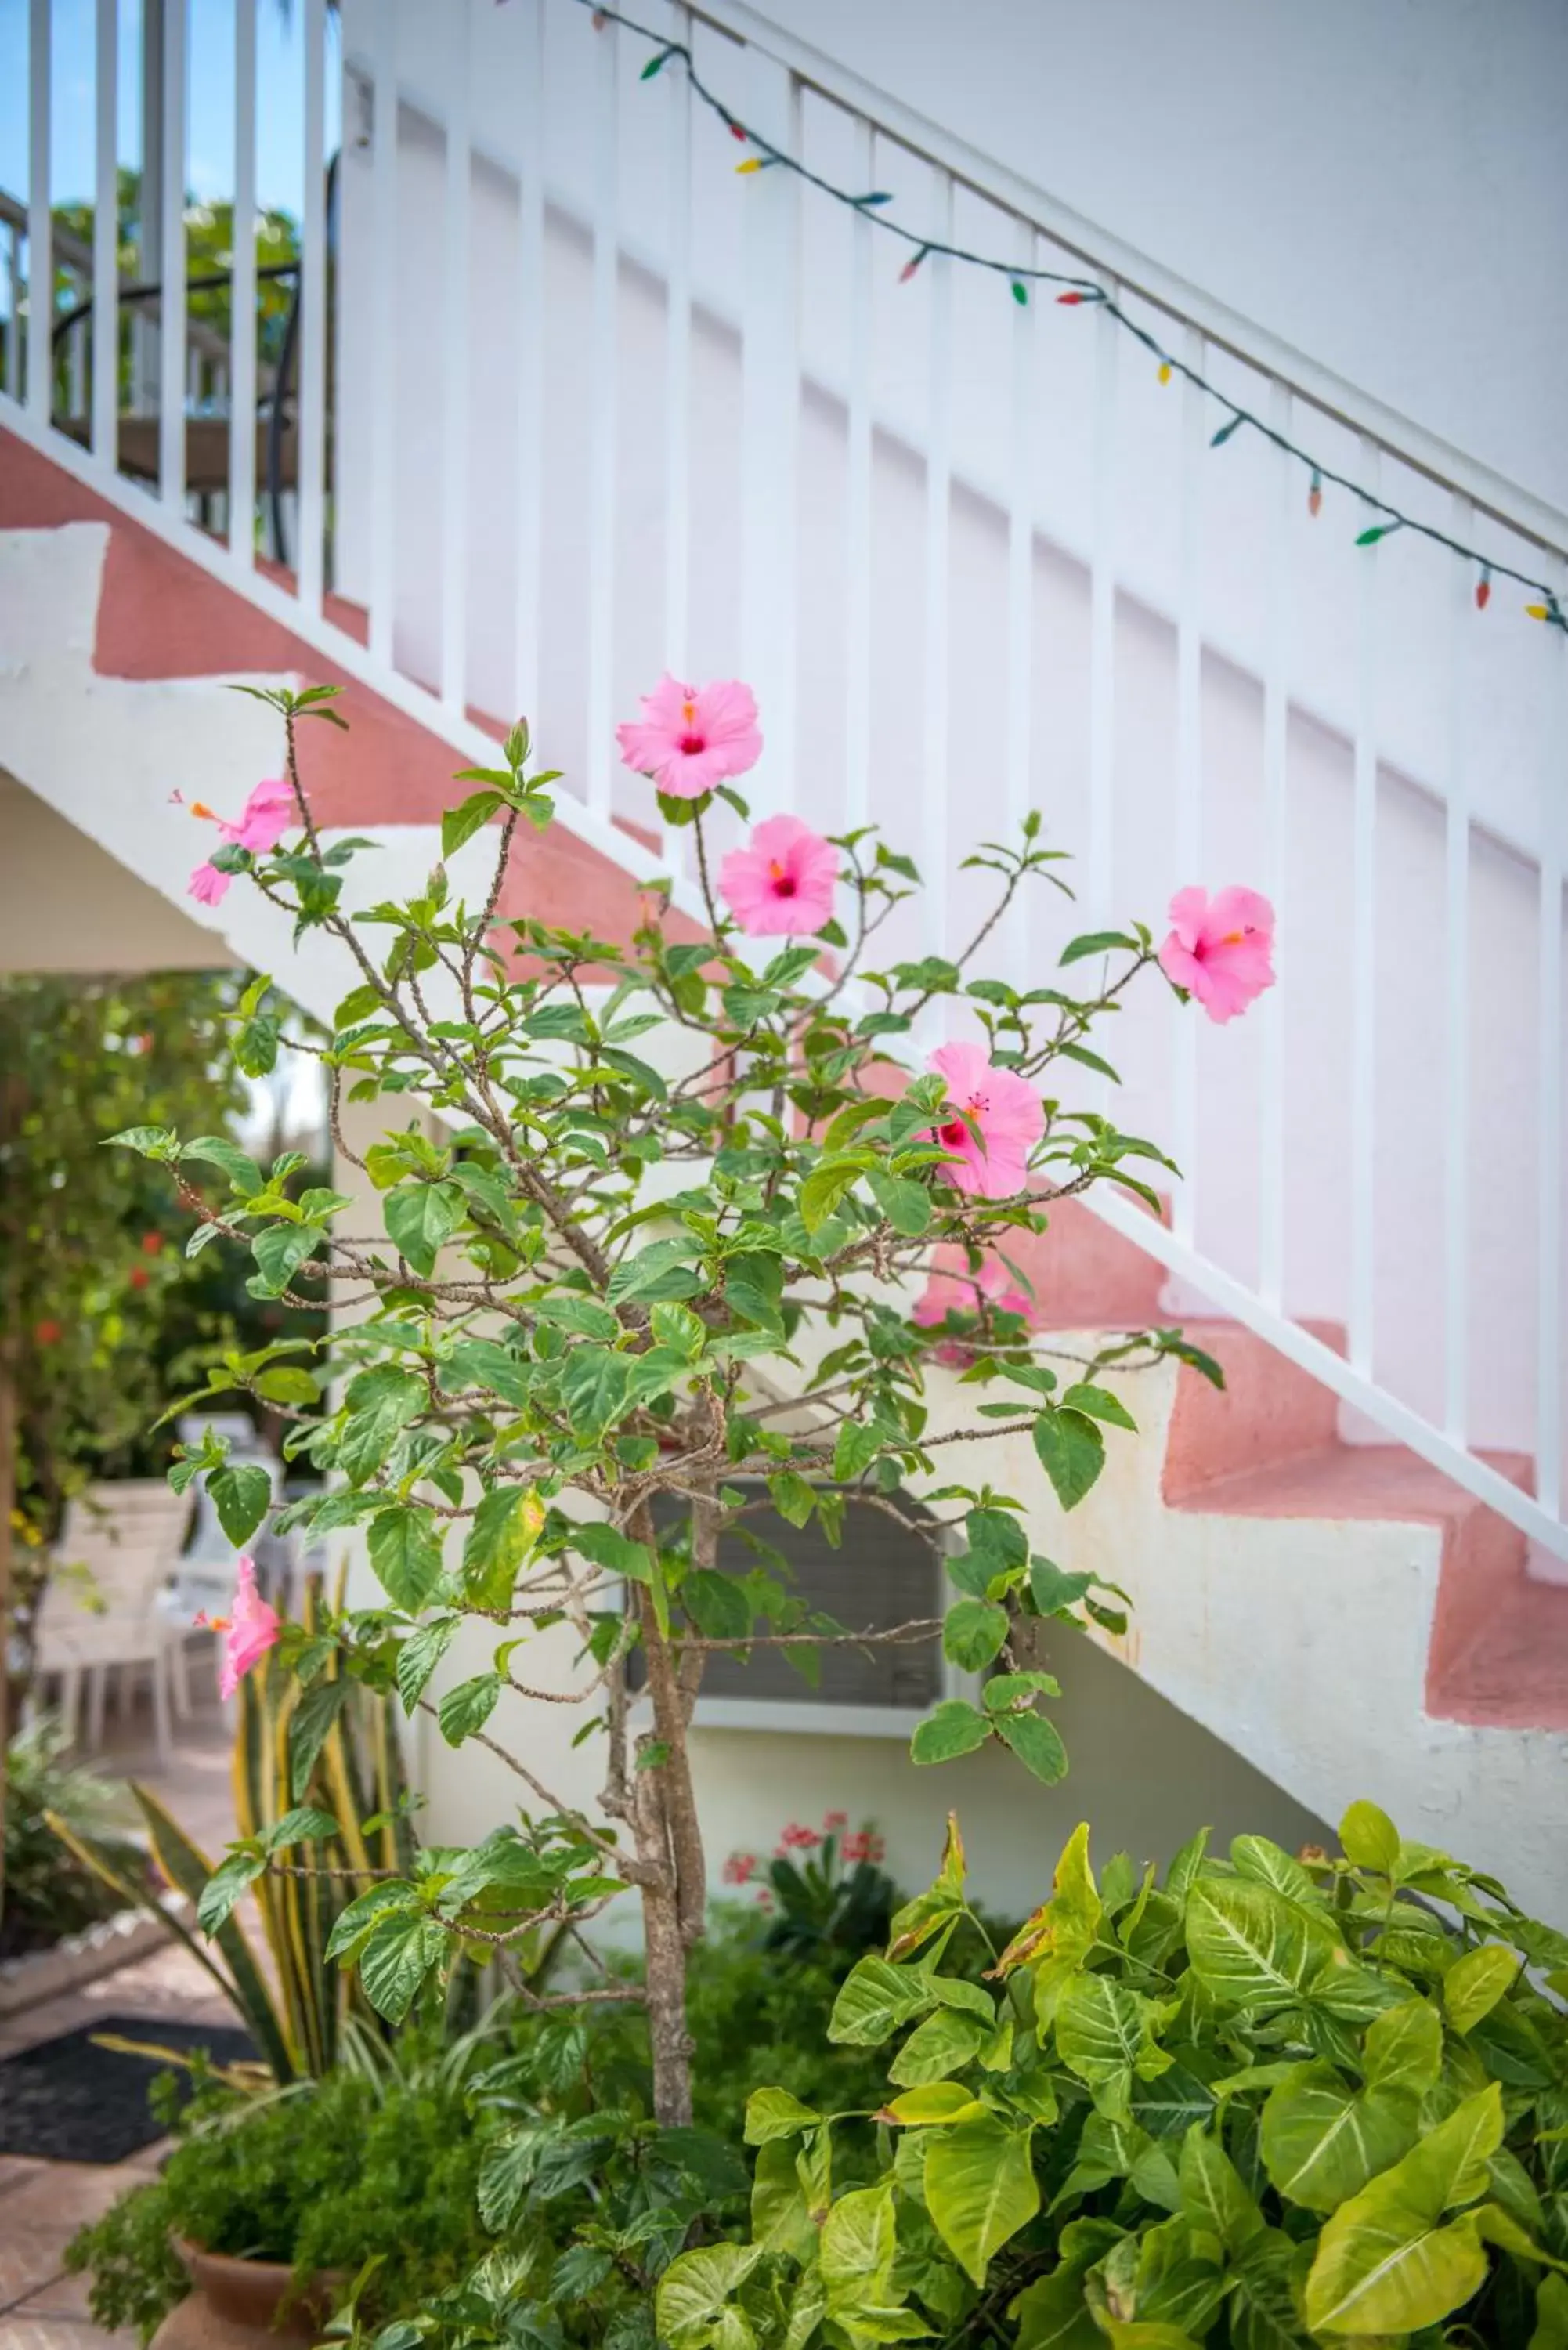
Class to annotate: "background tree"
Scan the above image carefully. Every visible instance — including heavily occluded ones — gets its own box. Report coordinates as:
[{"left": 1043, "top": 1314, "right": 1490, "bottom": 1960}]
[
  {"left": 117, "top": 682, "right": 1269, "bottom": 2126},
  {"left": 0, "top": 972, "right": 255, "bottom": 1911}
]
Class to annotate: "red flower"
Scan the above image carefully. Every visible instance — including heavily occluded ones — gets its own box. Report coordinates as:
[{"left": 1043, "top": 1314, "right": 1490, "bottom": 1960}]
[
  {"left": 128, "top": 1265, "right": 150, "bottom": 1290},
  {"left": 33, "top": 1319, "right": 62, "bottom": 1346},
  {"left": 822, "top": 1810, "right": 848, "bottom": 1833},
  {"left": 777, "top": 1823, "right": 821, "bottom": 1853},
  {"left": 722, "top": 1852, "right": 757, "bottom": 1886},
  {"left": 140, "top": 1231, "right": 164, "bottom": 1256}
]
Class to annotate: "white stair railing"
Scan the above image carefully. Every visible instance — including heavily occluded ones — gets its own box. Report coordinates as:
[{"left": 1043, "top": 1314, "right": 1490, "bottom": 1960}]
[{"left": 3, "top": 0, "right": 1565, "bottom": 1560}]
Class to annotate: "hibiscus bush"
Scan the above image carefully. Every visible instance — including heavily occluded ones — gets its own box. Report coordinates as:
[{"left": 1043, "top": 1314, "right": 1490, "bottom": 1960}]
[
  {"left": 660, "top": 1805, "right": 1568, "bottom": 2350},
  {"left": 112, "top": 673, "right": 1274, "bottom": 2125}
]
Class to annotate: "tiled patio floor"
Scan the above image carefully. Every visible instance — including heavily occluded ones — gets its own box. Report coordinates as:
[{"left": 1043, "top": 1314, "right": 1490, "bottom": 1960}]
[{"left": 1, "top": 1690, "right": 241, "bottom": 2349}]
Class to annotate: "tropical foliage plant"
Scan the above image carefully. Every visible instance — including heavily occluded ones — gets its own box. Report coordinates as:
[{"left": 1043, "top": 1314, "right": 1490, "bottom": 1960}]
[
  {"left": 0, "top": 1714, "right": 146, "bottom": 1958},
  {"left": 110, "top": 677, "right": 1267, "bottom": 2124},
  {"left": 51, "top": 1606, "right": 416, "bottom": 2081},
  {"left": 660, "top": 1804, "right": 1568, "bottom": 2349}
]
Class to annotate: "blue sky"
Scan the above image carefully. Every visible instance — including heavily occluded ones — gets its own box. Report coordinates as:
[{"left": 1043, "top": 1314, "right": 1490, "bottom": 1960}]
[{"left": 1, "top": 0, "right": 342, "bottom": 226}]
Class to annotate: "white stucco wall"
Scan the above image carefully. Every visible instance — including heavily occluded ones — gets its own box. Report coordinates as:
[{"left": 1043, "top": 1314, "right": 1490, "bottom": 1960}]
[{"left": 735, "top": 0, "right": 1568, "bottom": 517}]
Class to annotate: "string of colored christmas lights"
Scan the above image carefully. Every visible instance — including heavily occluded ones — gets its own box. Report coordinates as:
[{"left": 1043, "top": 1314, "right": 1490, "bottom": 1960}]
[{"left": 570, "top": 0, "right": 1566, "bottom": 630}]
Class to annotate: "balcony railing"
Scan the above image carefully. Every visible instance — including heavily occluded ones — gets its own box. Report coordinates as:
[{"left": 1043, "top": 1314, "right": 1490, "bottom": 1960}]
[{"left": 3, "top": 0, "right": 1566, "bottom": 1562}]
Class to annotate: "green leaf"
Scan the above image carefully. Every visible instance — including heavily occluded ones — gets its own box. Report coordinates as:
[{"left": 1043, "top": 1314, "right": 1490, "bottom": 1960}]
[
  {"left": 462, "top": 1487, "right": 539, "bottom": 1609},
  {"left": 385, "top": 1180, "right": 465, "bottom": 1277},
  {"left": 835, "top": 1419, "right": 887, "bottom": 1481},
  {"left": 910, "top": 1700, "right": 991, "bottom": 1766},
  {"left": 867, "top": 1169, "right": 932, "bottom": 1236},
  {"left": 397, "top": 1614, "right": 461, "bottom": 1715},
  {"left": 569, "top": 1520, "right": 656, "bottom": 1583},
  {"left": 942, "top": 1599, "right": 1010, "bottom": 1672},
  {"left": 1303, "top": 2083, "right": 1503, "bottom": 2336},
  {"left": 1185, "top": 1877, "right": 1334, "bottom": 2013},
  {"left": 657, "top": 2247, "right": 765, "bottom": 2350},
  {"left": 1339, "top": 1799, "right": 1401, "bottom": 1876},
  {"left": 438, "top": 1672, "right": 501, "bottom": 1746},
  {"left": 251, "top": 1222, "right": 324, "bottom": 1297},
  {"left": 1033, "top": 1408, "right": 1106, "bottom": 1510},
  {"left": 1060, "top": 929, "right": 1139, "bottom": 966},
  {"left": 533, "top": 1292, "right": 622, "bottom": 1342},
  {"left": 821, "top": 2182, "right": 897, "bottom": 2306},
  {"left": 1060, "top": 1381, "right": 1137, "bottom": 1432},
  {"left": 1362, "top": 1998, "right": 1444, "bottom": 2096},
  {"left": 287, "top": 1677, "right": 348, "bottom": 1802},
  {"left": 559, "top": 1347, "right": 634, "bottom": 1437},
  {"left": 767, "top": 1470, "right": 817, "bottom": 1529},
  {"left": 441, "top": 789, "right": 504, "bottom": 856},
  {"left": 925, "top": 2116, "right": 1039, "bottom": 2285},
  {"left": 800, "top": 1159, "right": 863, "bottom": 1233},
  {"left": 253, "top": 1365, "right": 321, "bottom": 1407},
  {"left": 196, "top": 1849, "right": 264, "bottom": 1935},
  {"left": 888, "top": 2008, "right": 991, "bottom": 2087},
  {"left": 1443, "top": 1943, "right": 1519, "bottom": 2034},
  {"left": 995, "top": 1708, "right": 1069, "bottom": 1785},
  {"left": 750, "top": 2138, "right": 817, "bottom": 2261},
  {"left": 179, "top": 1135, "right": 263, "bottom": 1194},
  {"left": 881, "top": 2082, "right": 988, "bottom": 2128},
  {"left": 358, "top": 1911, "right": 449, "bottom": 2025},
  {"left": 267, "top": 1806, "right": 339, "bottom": 1851},
  {"left": 1178, "top": 2125, "right": 1265, "bottom": 2255},
  {"left": 829, "top": 1957, "right": 939, "bottom": 2046},
  {"left": 207, "top": 1462, "right": 273, "bottom": 1547},
  {"left": 1056, "top": 1972, "right": 1166, "bottom": 2123},
  {"left": 684, "top": 1570, "right": 750, "bottom": 1640},
  {"left": 744, "top": 2087, "right": 820, "bottom": 2145},
  {"left": 1259, "top": 2064, "right": 1420, "bottom": 2214},
  {"left": 367, "top": 1506, "right": 445, "bottom": 1611},
  {"left": 608, "top": 1235, "right": 706, "bottom": 1307},
  {"left": 105, "top": 1124, "right": 179, "bottom": 1160}
]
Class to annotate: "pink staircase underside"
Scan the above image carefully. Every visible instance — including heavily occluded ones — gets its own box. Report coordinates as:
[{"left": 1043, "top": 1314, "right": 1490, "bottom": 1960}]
[{"left": 1020, "top": 1199, "right": 1568, "bottom": 1733}]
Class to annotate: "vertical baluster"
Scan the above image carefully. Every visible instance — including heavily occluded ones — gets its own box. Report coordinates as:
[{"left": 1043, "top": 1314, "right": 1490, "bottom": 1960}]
[
  {"left": 511, "top": 0, "right": 544, "bottom": 730},
  {"left": 1086, "top": 277, "right": 1119, "bottom": 931},
  {"left": 92, "top": 0, "right": 117, "bottom": 467},
  {"left": 367, "top": 0, "right": 398, "bottom": 661},
  {"left": 27, "top": 0, "right": 50, "bottom": 426},
  {"left": 662, "top": 2, "right": 692, "bottom": 867},
  {"left": 1536, "top": 562, "right": 1566, "bottom": 1520},
  {"left": 439, "top": 1, "right": 471, "bottom": 716},
  {"left": 229, "top": 0, "right": 256, "bottom": 564},
  {"left": 844, "top": 116, "right": 874, "bottom": 833},
  {"left": 1171, "top": 321, "right": 1206, "bottom": 1248},
  {"left": 921, "top": 170, "right": 953, "bottom": 972},
  {"left": 296, "top": 0, "right": 327, "bottom": 612},
  {"left": 158, "top": 0, "right": 184, "bottom": 505},
  {"left": 1349, "top": 439, "right": 1381, "bottom": 1376},
  {"left": 5, "top": 227, "right": 21, "bottom": 401},
  {"left": 1005, "top": 218, "right": 1035, "bottom": 985},
  {"left": 1258, "top": 379, "right": 1292, "bottom": 1311},
  {"left": 584, "top": 13, "right": 620, "bottom": 819},
  {"left": 740, "top": 53, "right": 801, "bottom": 811},
  {"left": 1440, "top": 494, "right": 1472, "bottom": 1444}
]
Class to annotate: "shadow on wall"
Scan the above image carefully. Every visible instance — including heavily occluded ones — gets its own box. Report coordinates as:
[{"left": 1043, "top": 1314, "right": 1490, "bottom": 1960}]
[{"left": 689, "top": 1632, "right": 1331, "bottom": 1923}]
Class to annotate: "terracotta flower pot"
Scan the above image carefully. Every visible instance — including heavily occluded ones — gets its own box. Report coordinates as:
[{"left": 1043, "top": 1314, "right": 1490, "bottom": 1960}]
[{"left": 150, "top": 2237, "right": 341, "bottom": 2350}]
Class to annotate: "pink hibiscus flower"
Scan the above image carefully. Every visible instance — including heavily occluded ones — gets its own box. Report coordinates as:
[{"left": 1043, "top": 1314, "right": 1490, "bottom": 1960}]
[
  {"left": 927, "top": 1042, "right": 1044, "bottom": 1201},
  {"left": 219, "top": 777, "right": 296, "bottom": 855},
  {"left": 615, "top": 674, "right": 763, "bottom": 800},
  {"left": 913, "top": 1249, "right": 1031, "bottom": 1327},
  {"left": 198, "top": 1556, "right": 282, "bottom": 1702},
  {"left": 718, "top": 813, "right": 836, "bottom": 936},
  {"left": 1158, "top": 885, "right": 1275, "bottom": 1024},
  {"left": 189, "top": 861, "right": 230, "bottom": 907}
]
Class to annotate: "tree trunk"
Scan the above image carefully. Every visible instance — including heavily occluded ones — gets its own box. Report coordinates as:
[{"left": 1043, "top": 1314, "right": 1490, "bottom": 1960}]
[
  {"left": 639, "top": 1863, "right": 694, "bottom": 2126},
  {"left": 628, "top": 1559, "right": 707, "bottom": 2125}
]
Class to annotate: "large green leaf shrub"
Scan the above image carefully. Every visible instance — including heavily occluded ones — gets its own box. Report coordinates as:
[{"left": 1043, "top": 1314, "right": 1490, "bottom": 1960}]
[{"left": 660, "top": 1807, "right": 1568, "bottom": 2348}]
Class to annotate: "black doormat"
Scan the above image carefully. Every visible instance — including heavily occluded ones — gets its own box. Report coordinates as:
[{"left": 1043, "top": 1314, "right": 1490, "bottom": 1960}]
[{"left": 0, "top": 2014, "right": 258, "bottom": 2164}]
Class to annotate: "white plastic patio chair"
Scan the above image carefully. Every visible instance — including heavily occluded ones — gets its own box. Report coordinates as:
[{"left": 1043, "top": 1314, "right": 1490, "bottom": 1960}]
[{"left": 31, "top": 1480, "right": 193, "bottom": 1762}]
